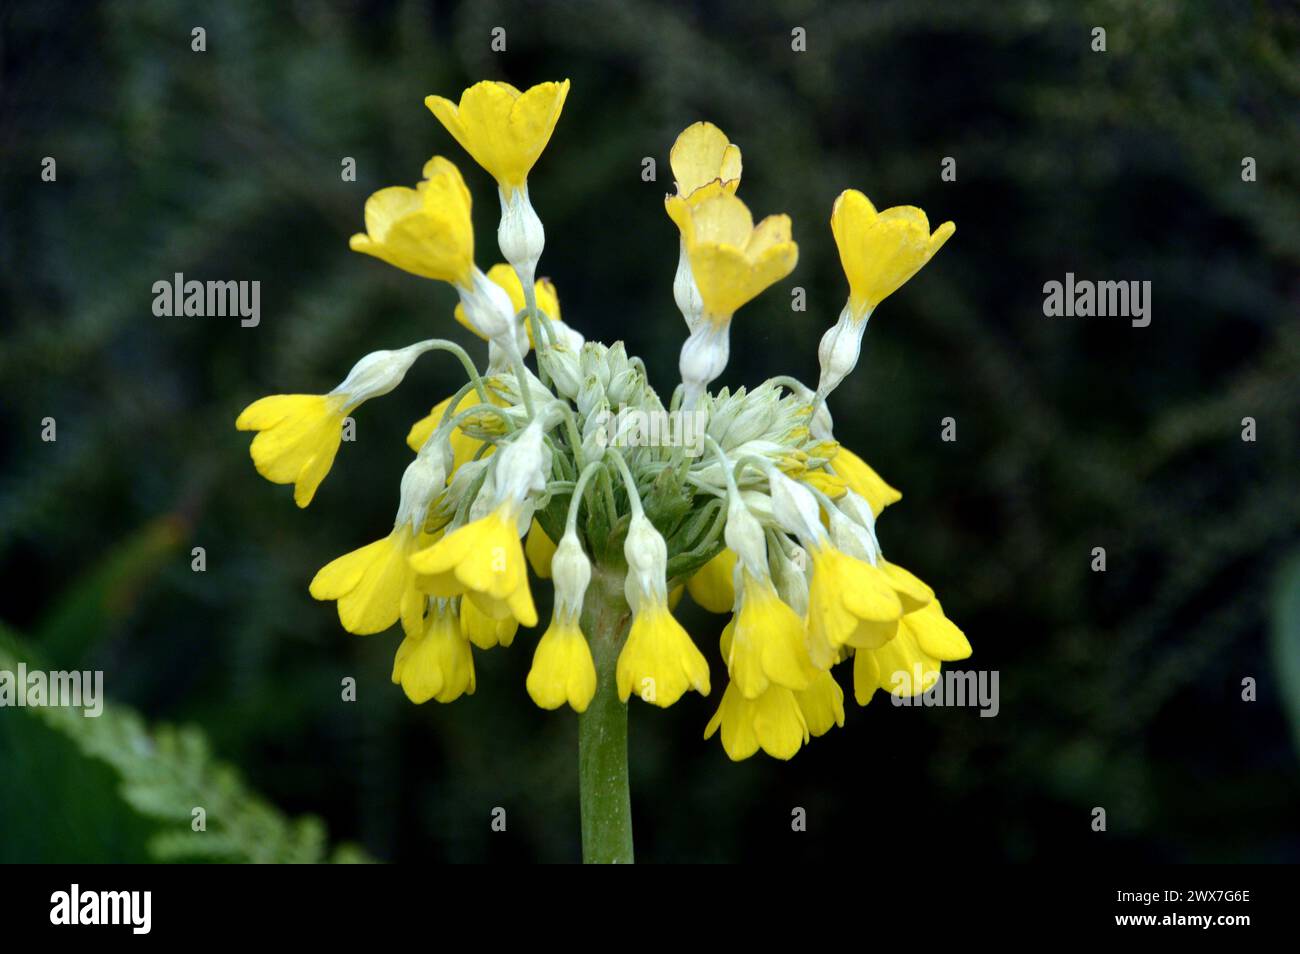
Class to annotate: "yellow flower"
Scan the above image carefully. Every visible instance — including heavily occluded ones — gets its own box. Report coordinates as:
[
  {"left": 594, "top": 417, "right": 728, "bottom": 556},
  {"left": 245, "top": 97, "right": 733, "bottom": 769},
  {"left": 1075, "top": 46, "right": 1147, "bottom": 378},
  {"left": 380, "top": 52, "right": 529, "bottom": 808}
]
[
  {"left": 526, "top": 617, "right": 597, "bottom": 712},
  {"left": 724, "top": 574, "right": 816, "bottom": 698},
  {"left": 853, "top": 599, "right": 970, "bottom": 705},
  {"left": 525, "top": 520, "right": 556, "bottom": 578},
  {"left": 309, "top": 526, "right": 425, "bottom": 636},
  {"left": 349, "top": 157, "right": 475, "bottom": 285},
  {"left": 453, "top": 263, "right": 563, "bottom": 348},
  {"left": 409, "top": 503, "right": 537, "bottom": 627},
  {"left": 669, "top": 122, "right": 742, "bottom": 198},
  {"left": 391, "top": 601, "right": 476, "bottom": 704},
  {"left": 830, "top": 189, "right": 954, "bottom": 319},
  {"left": 616, "top": 603, "right": 710, "bottom": 707},
  {"left": 666, "top": 191, "right": 798, "bottom": 324},
  {"left": 795, "top": 671, "right": 846, "bottom": 736},
  {"left": 806, "top": 544, "right": 903, "bottom": 669},
  {"left": 829, "top": 446, "right": 901, "bottom": 516},
  {"left": 425, "top": 80, "right": 570, "bottom": 191},
  {"left": 704, "top": 681, "right": 809, "bottom": 761},
  {"left": 235, "top": 394, "right": 347, "bottom": 508},
  {"left": 839, "top": 560, "right": 935, "bottom": 650},
  {"left": 460, "top": 593, "right": 518, "bottom": 649},
  {"left": 686, "top": 548, "right": 736, "bottom": 613}
]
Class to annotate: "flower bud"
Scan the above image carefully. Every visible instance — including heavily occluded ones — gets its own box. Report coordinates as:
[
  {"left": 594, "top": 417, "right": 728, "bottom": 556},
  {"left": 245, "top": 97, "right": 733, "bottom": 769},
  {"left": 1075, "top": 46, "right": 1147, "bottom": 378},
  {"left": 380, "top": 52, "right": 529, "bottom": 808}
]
[
  {"left": 498, "top": 186, "right": 545, "bottom": 283},
  {"left": 551, "top": 531, "right": 592, "bottom": 620},
  {"left": 548, "top": 343, "right": 583, "bottom": 400},
  {"left": 768, "top": 469, "right": 825, "bottom": 543},
  {"left": 330, "top": 341, "right": 435, "bottom": 406},
  {"left": 623, "top": 512, "right": 669, "bottom": 610},
  {"left": 815, "top": 304, "right": 867, "bottom": 400},
  {"left": 672, "top": 242, "right": 704, "bottom": 331},
  {"left": 679, "top": 321, "right": 730, "bottom": 409},
  {"left": 723, "top": 497, "right": 767, "bottom": 575}
]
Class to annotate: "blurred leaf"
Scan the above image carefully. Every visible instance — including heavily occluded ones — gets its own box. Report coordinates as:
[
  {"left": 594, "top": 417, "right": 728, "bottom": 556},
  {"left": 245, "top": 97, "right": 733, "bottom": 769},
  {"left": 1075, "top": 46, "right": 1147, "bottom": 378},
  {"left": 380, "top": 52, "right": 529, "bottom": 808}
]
[{"left": 0, "top": 624, "right": 372, "bottom": 863}]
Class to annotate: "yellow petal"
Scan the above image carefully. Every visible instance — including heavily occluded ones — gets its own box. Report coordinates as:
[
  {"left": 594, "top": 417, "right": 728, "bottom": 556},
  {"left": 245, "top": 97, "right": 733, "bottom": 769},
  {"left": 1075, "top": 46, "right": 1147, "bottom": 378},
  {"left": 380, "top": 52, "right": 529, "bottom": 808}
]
[
  {"left": 728, "top": 574, "right": 815, "bottom": 697},
  {"left": 670, "top": 121, "right": 742, "bottom": 198},
  {"left": 831, "top": 188, "right": 954, "bottom": 316},
  {"left": 686, "top": 549, "right": 736, "bottom": 613},
  {"left": 616, "top": 603, "right": 710, "bottom": 706},
  {"left": 392, "top": 604, "right": 476, "bottom": 703},
  {"left": 796, "top": 671, "right": 846, "bottom": 736},
  {"left": 236, "top": 394, "right": 346, "bottom": 508},
  {"left": 409, "top": 506, "right": 537, "bottom": 627},
  {"left": 426, "top": 80, "right": 570, "bottom": 189},
  {"left": 526, "top": 618, "right": 597, "bottom": 712},
  {"left": 879, "top": 560, "right": 935, "bottom": 613},
  {"left": 906, "top": 600, "right": 971, "bottom": 661},
  {"left": 460, "top": 595, "right": 518, "bottom": 649},
  {"left": 525, "top": 520, "right": 556, "bottom": 579},
  {"left": 349, "top": 160, "right": 475, "bottom": 285},
  {"left": 829, "top": 446, "right": 901, "bottom": 515},
  {"left": 309, "top": 527, "right": 419, "bottom": 635}
]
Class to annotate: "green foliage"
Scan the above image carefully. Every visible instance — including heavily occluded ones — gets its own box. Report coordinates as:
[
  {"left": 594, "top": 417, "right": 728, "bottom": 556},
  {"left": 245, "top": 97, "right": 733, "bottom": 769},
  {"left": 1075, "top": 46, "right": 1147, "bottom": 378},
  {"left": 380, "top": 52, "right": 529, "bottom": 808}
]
[{"left": 0, "top": 625, "right": 369, "bottom": 864}]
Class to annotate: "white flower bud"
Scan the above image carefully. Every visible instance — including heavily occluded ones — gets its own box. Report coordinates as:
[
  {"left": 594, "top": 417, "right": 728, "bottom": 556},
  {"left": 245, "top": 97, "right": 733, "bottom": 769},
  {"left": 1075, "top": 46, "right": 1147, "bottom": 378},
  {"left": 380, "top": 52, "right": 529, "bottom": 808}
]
[
  {"left": 723, "top": 389, "right": 779, "bottom": 447},
  {"left": 770, "top": 540, "right": 810, "bottom": 617},
  {"left": 551, "top": 531, "right": 592, "bottom": 620},
  {"left": 498, "top": 186, "right": 545, "bottom": 282},
  {"left": 767, "top": 469, "right": 826, "bottom": 544},
  {"left": 547, "top": 343, "right": 583, "bottom": 400},
  {"left": 672, "top": 242, "right": 704, "bottom": 332},
  {"left": 607, "top": 367, "right": 642, "bottom": 407},
  {"left": 394, "top": 446, "right": 447, "bottom": 532},
  {"left": 816, "top": 303, "right": 870, "bottom": 401},
  {"left": 459, "top": 268, "right": 520, "bottom": 345},
  {"left": 623, "top": 512, "right": 669, "bottom": 609},
  {"left": 679, "top": 321, "right": 730, "bottom": 409},
  {"left": 723, "top": 497, "right": 767, "bottom": 575},
  {"left": 827, "top": 506, "right": 878, "bottom": 564},
  {"left": 330, "top": 340, "right": 435, "bottom": 405},
  {"left": 492, "top": 417, "right": 551, "bottom": 504}
]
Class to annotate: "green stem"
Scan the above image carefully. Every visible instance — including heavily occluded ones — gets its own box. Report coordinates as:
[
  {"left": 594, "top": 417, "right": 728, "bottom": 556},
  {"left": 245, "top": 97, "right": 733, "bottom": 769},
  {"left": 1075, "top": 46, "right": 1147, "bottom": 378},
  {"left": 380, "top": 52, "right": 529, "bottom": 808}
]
[{"left": 577, "top": 565, "right": 634, "bottom": 863}]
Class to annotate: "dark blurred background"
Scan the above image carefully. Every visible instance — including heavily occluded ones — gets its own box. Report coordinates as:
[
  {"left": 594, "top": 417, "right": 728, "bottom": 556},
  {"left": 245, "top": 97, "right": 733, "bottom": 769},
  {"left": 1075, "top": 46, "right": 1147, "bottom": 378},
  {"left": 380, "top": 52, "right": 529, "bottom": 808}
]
[{"left": 2, "top": 0, "right": 1298, "bottom": 863}]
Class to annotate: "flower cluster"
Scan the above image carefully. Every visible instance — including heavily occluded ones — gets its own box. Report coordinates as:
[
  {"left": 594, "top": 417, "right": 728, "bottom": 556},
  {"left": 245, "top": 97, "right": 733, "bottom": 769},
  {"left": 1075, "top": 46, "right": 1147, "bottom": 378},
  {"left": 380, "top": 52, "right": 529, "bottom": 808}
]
[{"left": 236, "top": 79, "right": 968, "bottom": 761}]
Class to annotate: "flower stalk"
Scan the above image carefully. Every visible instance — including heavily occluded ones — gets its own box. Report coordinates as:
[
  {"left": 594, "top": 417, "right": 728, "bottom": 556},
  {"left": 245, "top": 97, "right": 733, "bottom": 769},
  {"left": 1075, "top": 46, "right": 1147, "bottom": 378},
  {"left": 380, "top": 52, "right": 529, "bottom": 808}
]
[{"left": 577, "top": 563, "right": 634, "bottom": 863}]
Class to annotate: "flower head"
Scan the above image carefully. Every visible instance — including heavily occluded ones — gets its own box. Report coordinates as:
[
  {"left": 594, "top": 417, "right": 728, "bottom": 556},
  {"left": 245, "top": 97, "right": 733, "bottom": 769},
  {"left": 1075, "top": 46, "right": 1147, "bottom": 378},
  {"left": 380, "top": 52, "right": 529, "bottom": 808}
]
[{"left": 425, "top": 80, "right": 570, "bottom": 192}]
